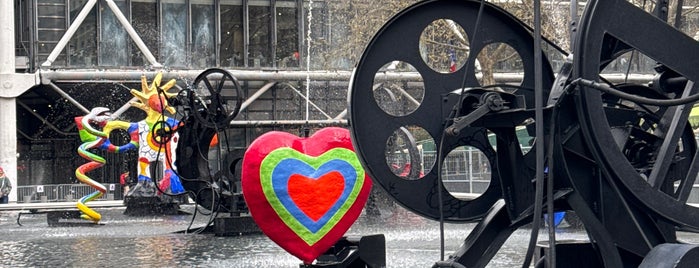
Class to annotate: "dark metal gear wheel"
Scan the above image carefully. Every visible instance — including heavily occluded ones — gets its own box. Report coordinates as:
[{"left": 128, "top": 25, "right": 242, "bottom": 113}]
[
  {"left": 574, "top": 0, "right": 699, "bottom": 228},
  {"left": 190, "top": 68, "right": 244, "bottom": 129},
  {"left": 348, "top": 0, "right": 555, "bottom": 222}
]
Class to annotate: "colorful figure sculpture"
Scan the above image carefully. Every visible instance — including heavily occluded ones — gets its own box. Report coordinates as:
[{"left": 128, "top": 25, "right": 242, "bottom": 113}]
[
  {"left": 74, "top": 72, "right": 184, "bottom": 222},
  {"left": 102, "top": 72, "right": 185, "bottom": 196}
]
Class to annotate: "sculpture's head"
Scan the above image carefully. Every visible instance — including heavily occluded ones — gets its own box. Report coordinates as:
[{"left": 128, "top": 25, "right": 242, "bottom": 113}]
[{"left": 131, "top": 72, "right": 178, "bottom": 116}]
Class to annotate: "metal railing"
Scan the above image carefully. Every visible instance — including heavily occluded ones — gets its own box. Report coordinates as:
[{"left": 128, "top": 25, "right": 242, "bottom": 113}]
[
  {"left": 429, "top": 147, "right": 494, "bottom": 195},
  {"left": 15, "top": 184, "right": 124, "bottom": 203}
]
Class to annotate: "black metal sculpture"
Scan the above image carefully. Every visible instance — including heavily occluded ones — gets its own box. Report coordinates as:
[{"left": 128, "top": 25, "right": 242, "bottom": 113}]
[
  {"left": 348, "top": 0, "right": 699, "bottom": 267},
  {"left": 175, "top": 68, "right": 253, "bottom": 234}
]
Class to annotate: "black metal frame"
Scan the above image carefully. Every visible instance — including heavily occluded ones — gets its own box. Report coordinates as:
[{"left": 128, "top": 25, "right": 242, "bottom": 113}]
[
  {"left": 348, "top": 0, "right": 555, "bottom": 222},
  {"left": 347, "top": 0, "right": 699, "bottom": 267}
]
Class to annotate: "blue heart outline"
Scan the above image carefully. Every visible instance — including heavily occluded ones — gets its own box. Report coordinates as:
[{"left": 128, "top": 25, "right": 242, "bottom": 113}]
[{"left": 272, "top": 159, "right": 357, "bottom": 233}]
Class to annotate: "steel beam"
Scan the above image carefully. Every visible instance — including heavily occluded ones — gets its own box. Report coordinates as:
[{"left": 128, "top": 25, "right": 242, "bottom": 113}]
[
  {"left": 48, "top": 83, "right": 90, "bottom": 114},
  {"left": 17, "top": 101, "right": 76, "bottom": 137},
  {"left": 0, "top": 0, "right": 19, "bottom": 203},
  {"left": 228, "top": 119, "right": 346, "bottom": 126},
  {"left": 40, "top": 69, "right": 654, "bottom": 84},
  {"left": 239, "top": 82, "right": 277, "bottom": 112}
]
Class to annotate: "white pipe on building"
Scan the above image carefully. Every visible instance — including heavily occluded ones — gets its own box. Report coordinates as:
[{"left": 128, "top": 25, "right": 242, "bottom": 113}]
[
  {"left": 42, "top": 70, "right": 360, "bottom": 82},
  {"left": 48, "top": 83, "right": 90, "bottom": 114},
  {"left": 0, "top": 0, "right": 18, "bottom": 202},
  {"left": 41, "top": 69, "right": 656, "bottom": 85},
  {"left": 283, "top": 82, "right": 333, "bottom": 119},
  {"left": 228, "top": 120, "right": 347, "bottom": 126},
  {"left": 239, "top": 82, "right": 277, "bottom": 112}
]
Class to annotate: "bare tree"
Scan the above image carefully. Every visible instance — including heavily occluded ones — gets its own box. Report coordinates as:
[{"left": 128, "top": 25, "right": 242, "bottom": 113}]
[{"left": 310, "top": 0, "right": 698, "bottom": 79}]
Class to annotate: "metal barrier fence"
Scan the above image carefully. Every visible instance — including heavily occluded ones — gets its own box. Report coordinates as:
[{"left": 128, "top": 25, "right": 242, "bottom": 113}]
[
  {"left": 15, "top": 184, "right": 124, "bottom": 203},
  {"left": 425, "top": 147, "right": 493, "bottom": 195}
]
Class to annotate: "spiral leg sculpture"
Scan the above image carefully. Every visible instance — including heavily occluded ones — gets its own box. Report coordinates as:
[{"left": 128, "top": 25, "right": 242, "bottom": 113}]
[
  {"left": 74, "top": 108, "right": 110, "bottom": 223},
  {"left": 75, "top": 144, "right": 107, "bottom": 222}
]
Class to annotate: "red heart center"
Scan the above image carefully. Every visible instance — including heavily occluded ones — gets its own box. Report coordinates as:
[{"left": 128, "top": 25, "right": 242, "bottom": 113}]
[{"left": 288, "top": 171, "right": 345, "bottom": 222}]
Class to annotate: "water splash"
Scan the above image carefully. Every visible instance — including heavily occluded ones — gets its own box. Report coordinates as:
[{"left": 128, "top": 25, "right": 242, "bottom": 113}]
[{"left": 305, "top": 0, "right": 314, "bottom": 122}]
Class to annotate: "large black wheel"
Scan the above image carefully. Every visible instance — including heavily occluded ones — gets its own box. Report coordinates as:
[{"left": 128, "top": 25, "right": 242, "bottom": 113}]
[
  {"left": 574, "top": 0, "right": 699, "bottom": 228},
  {"left": 348, "top": 0, "right": 554, "bottom": 221},
  {"left": 190, "top": 68, "right": 244, "bottom": 129}
]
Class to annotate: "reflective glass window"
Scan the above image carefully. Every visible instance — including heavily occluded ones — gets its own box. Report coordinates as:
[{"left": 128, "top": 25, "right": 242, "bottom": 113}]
[
  {"left": 276, "top": 1, "right": 298, "bottom": 68},
  {"left": 192, "top": 1, "right": 216, "bottom": 68},
  {"left": 68, "top": 0, "right": 97, "bottom": 66},
  {"left": 99, "top": 0, "right": 129, "bottom": 66},
  {"left": 161, "top": 0, "right": 187, "bottom": 67},
  {"left": 221, "top": 1, "right": 244, "bottom": 67},
  {"left": 249, "top": 1, "right": 271, "bottom": 68},
  {"left": 131, "top": 0, "right": 158, "bottom": 67},
  {"left": 37, "top": 0, "right": 68, "bottom": 66}
]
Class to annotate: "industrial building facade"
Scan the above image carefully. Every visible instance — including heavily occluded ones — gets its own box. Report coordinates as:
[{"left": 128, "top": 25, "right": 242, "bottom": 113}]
[
  {"left": 4, "top": 0, "right": 354, "bottom": 203},
  {"left": 3, "top": 0, "right": 675, "bottom": 203},
  {"left": 15, "top": 0, "right": 309, "bottom": 69}
]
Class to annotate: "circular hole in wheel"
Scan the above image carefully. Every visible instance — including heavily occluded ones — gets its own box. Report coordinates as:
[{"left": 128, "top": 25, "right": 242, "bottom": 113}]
[
  {"left": 372, "top": 61, "right": 425, "bottom": 116},
  {"left": 419, "top": 19, "right": 470, "bottom": 74},
  {"left": 441, "top": 145, "right": 492, "bottom": 200},
  {"left": 384, "top": 125, "right": 435, "bottom": 180},
  {"left": 475, "top": 42, "right": 524, "bottom": 89}
]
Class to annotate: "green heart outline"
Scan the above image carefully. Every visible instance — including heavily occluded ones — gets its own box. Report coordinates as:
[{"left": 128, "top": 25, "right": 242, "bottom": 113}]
[{"left": 260, "top": 147, "right": 365, "bottom": 245}]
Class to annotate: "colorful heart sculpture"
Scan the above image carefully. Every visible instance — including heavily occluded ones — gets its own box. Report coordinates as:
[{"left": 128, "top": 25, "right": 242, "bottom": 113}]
[{"left": 242, "top": 127, "right": 372, "bottom": 264}]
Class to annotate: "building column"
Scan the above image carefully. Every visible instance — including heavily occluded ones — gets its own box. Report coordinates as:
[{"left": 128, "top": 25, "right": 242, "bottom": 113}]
[{"left": 1, "top": 0, "right": 38, "bottom": 203}]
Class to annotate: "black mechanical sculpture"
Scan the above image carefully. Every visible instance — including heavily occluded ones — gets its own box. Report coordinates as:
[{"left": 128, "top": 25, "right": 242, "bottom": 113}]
[
  {"left": 348, "top": 0, "right": 699, "bottom": 267},
  {"left": 174, "top": 68, "right": 257, "bottom": 235}
]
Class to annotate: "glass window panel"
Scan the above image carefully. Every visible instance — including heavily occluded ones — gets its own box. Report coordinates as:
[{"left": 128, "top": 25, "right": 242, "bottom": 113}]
[
  {"left": 220, "top": 1, "right": 244, "bottom": 67},
  {"left": 38, "top": 5, "right": 65, "bottom": 17},
  {"left": 38, "top": 18, "right": 64, "bottom": 29},
  {"left": 249, "top": 4, "right": 271, "bottom": 68},
  {"left": 37, "top": 43, "right": 56, "bottom": 54},
  {"left": 131, "top": 1, "right": 158, "bottom": 67},
  {"left": 192, "top": 2, "right": 216, "bottom": 68},
  {"left": 161, "top": 1, "right": 187, "bottom": 67},
  {"left": 37, "top": 29, "right": 65, "bottom": 41},
  {"left": 99, "top": 0, "right": 129, "bottom": 66},
  {"left": 69, "top": 0, "right": 97, "bottom": 66},
  {"left": 276, "top": 3, "right": 298, "bottom": 68}
]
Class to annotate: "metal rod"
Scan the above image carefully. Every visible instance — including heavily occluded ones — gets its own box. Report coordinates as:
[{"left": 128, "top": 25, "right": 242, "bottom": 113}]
[
  {"left": 17, "top": 101, "right": 76, "bottom": 136},
  {"left": 40, "top": 69, "right": 654, "bottom": 84},
  {"left": 104, "top": 0, "right": 162, "bottom": 68},
  {"left": 239, "top": 82, "right": 276, "bottom": 112},
  {"left": 228, "top": 119, "right": 347, "bottom": 126},
  {"left": 570, "top": 0, "right": 578, "bottom": 50},
  {"left": 48, "top": 82, "right": 90, "bottom": 114},
  {"left": 674, "top": 0, "right": 685, "bottom": 29},
  {"left": 110, "top": 97, "right": 138, "bottom": 119},
  {"left": 388, "top": 84, "right": 420, "bottom": 107},
  {"left": 334, "top": 109, "right": 347, "bottom": 120},
  {"left": 42, "top": 0, "right": 99, "bottom": 67},
  {"left": 648, "top": 81, "right": 697, "bottom": 189},
  {"left": 284, "top": 83, "right": 333, "bottom": 119}
]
